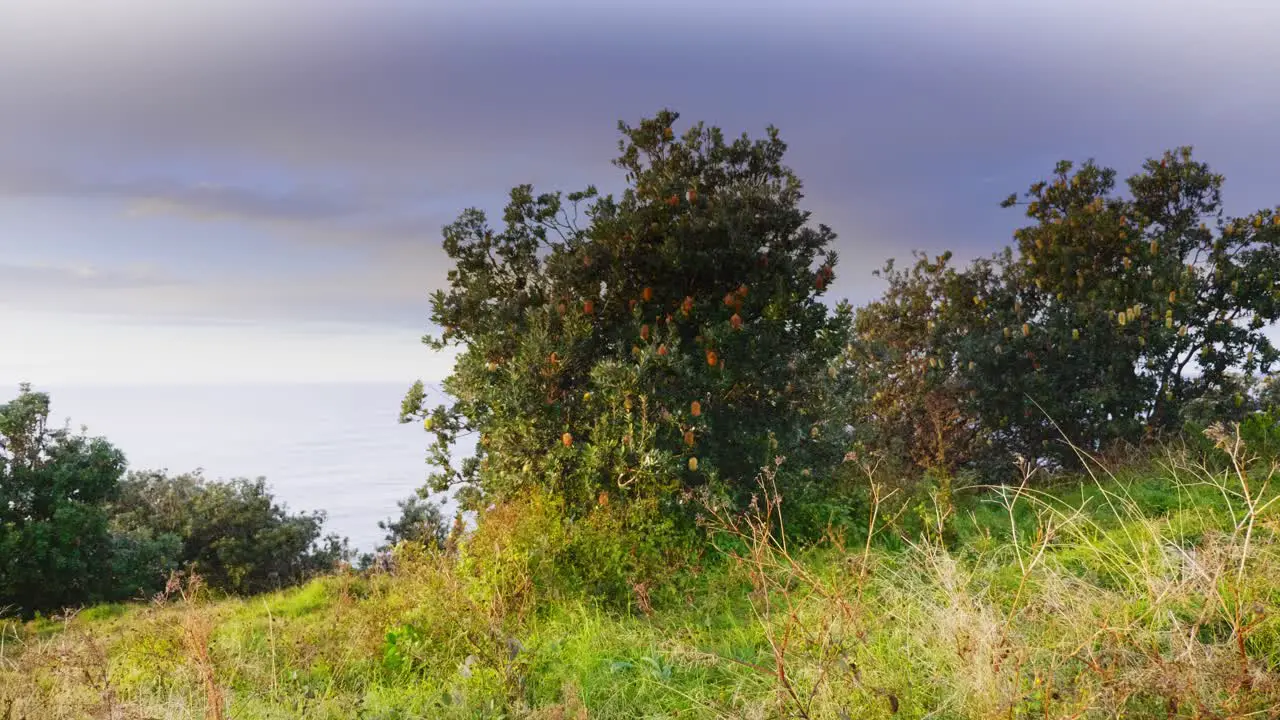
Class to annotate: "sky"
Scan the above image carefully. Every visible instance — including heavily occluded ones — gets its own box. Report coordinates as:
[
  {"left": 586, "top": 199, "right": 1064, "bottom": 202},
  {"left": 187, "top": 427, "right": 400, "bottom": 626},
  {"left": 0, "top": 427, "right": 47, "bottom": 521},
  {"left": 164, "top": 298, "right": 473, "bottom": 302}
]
[{"left": 3, "top": 0, "right": 1280, "bottom": 387}]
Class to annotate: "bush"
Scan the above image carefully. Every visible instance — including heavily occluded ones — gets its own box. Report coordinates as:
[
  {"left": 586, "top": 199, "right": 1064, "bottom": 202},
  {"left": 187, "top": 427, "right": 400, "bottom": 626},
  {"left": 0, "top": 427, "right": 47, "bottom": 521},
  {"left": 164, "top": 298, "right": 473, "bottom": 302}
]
[
  {"left": 852, "top": 149, "right": 1280, "bottom": 475},
  {"left": 111, "top": 470, "right": 351, "bottom": 596},
  {"left": 376, "top": 495, "right": 451, "bottom": 551},
  {"left": 401, "top": 110, "right": 857, "bottom": 586},
  {"left": 0, "top": 385, "right": 128, "bottom": 617},
  {"left": 1238, "top": 410, "right": 1280, "bottom": 465},
  {"left": 1, "top": 384, "right": 353, "bottom": 615},
  {"left": 107, "top": 527, "right": 183, "bottom": 602}
]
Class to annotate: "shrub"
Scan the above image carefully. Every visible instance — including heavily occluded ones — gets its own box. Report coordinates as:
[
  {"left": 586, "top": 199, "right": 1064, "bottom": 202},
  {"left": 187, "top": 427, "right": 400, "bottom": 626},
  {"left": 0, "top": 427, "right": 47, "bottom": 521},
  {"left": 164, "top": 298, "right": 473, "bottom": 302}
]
[
  {"left": 111, "top": 470, "right": 350, "bottom": 596},
  {"left": 376, "top": 494, "right": 451, "bottom": 551},
  {"left": 400, "top": 109, "right": 857, "bottom": 587},
  {"left": 852, "top": 149, "right": 1280, "bottom": 474},
  {"left": 0, "top": 385, "right": 127, "bottom": 617},
  {"left": 107, "top": 528, "right": 183, "bottom": 603}
]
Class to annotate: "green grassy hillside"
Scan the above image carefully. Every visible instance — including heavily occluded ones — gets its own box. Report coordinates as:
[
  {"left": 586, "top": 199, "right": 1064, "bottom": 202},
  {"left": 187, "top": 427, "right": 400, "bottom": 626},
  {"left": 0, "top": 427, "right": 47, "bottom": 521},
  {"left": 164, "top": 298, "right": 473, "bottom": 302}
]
[{"left": 3, "top": 444, "right": 1278, "bottom": 719}]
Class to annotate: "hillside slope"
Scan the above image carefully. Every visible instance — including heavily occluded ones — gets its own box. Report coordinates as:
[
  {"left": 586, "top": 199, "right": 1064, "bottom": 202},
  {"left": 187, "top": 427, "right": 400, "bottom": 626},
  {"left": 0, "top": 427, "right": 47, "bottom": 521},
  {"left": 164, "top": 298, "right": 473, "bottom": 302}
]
[{"left": 3, "top": 450, "right": 1278, "bottom": 719}]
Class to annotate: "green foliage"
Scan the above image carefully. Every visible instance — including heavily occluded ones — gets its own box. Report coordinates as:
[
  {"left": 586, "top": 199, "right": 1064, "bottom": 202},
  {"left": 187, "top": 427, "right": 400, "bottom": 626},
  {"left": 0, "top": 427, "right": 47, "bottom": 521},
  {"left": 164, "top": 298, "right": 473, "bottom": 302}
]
[
  {"left": 1, "top": 385, "right": 352, "bottom": 616},
  {"left": 108, "top": 527, "right": 183, "bottom": 602},
  {"left": 1178, "top": 370, "right": 1265, "bottom": 426},
  {"left": 847, "top": 251, "right": 988, "bottom": 473},
  {"left": 402, "top": 109, "right": 855, "bottom": 561},
  {"left": 1258, "top": 374, "right": 1280, "bottom": 411},
  {"left": 376, "top": 495, "right": 450, "bottom": 551},
  {"left": 1239, "top": 410, "right": 1280, "bottom": 463},
  {"left": 111, "top": 470, "right": 350, "bottom": 596},
  {"left": 0, "top": 384, "right": 128, "bottom": 617},
  {"left": 854, "top": 148, "right": 1280, "bottom": 473},
  {"left": 1003, "top": 151, "right": 1278, "bottom": 425}
]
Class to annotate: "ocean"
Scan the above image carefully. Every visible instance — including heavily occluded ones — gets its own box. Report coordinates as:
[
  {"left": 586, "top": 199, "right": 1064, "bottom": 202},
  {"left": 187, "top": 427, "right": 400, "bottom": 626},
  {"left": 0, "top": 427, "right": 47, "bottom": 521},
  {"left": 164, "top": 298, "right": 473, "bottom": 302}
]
[{"left": 43, "top": 383, "right": 445, "bottom": 554}]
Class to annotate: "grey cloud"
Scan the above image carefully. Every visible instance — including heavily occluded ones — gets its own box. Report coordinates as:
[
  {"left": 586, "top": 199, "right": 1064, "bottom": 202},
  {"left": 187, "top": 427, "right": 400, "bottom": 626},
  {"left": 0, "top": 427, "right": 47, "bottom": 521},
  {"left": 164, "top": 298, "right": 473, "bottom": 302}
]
[
  {"left": 0, "top": 168, "right": 370, "bottom": 225},
  {"left": 126, "top": 185, "right": 364, "bottom": 224},
  {"left": 2, "top": 0, "right": 1279, "bottom": 326},
  {"left": 0, "top": 261, "right": 433, "bottom": 329},
  {"left": 0, "top": 262, "right": 184, "bottom": 291}
]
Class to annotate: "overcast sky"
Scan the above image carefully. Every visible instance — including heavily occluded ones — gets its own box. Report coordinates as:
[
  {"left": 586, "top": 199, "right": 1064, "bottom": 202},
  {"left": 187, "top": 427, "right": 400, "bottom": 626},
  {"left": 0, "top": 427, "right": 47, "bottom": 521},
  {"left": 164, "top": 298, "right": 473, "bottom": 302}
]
[{"left": 3, "top": 0, "right": 1278, "bottom": 385}]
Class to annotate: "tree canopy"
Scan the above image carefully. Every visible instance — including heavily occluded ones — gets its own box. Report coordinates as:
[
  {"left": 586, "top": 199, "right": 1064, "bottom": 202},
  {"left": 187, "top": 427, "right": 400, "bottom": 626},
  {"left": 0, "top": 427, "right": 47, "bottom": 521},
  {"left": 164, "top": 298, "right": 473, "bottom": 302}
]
[
  {"left": 1, "top": 385, "right": 126, "bottom": 614},
  {"left": 402, "top": 110, "right": 856, "bottom": 540},
  {"left": 851, "top": 148, "right": 1280, "bottom": 473}
]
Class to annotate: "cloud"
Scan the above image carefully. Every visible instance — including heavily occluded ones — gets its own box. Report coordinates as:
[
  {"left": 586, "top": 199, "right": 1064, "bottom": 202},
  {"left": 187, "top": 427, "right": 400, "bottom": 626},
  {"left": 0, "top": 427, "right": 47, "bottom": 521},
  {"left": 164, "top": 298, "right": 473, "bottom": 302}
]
[
  {"left": 1, "top": 0, "right": 1278, "bottom": 338},
  {"left": 0, "top": 306, "right": 460, "bottom": 386},
  {"left": 0, "top": 262, "right": 174, "bottom": 292},
  {"left": 0, "top": 167, "right": 369, "bottom": 226},
  {"left": 0, "top": 258, "right": 440, "bottom": 329}
]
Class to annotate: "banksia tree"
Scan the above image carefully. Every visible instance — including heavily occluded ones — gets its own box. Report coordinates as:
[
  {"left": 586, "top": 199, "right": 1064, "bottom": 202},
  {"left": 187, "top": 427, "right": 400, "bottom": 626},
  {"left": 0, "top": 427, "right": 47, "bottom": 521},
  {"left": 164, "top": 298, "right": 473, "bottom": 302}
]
[
  {"left": 854, "top": 148, "right": 1280, "bottom": 475},
  {"left": 402, "top": 110, "right": 853, "bottom": 540},
  {"left": 997, "top": 148, "right": 1280, "bottom": 444}
]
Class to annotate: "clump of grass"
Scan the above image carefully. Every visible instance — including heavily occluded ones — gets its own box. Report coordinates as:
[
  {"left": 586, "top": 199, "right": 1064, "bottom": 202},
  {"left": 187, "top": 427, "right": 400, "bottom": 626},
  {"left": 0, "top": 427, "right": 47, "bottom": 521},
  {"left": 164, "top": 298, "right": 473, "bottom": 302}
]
[{"left": 683, "top": 424, "right": 1280, "bottom": 718}]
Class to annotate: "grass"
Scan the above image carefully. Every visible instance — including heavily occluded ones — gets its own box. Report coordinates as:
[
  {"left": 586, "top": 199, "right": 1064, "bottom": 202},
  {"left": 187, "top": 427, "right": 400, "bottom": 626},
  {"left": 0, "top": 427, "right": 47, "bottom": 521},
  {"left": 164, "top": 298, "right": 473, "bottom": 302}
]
[{"left": 2, "top": 430, "right": 1278, "bottom": 719}]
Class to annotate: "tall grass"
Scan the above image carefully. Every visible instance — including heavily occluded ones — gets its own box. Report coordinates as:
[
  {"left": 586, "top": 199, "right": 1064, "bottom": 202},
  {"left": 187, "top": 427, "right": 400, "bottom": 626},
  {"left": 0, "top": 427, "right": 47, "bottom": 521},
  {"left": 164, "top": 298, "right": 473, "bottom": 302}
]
[{"left": 1, "top": 426, "right": 1277, "bottom": 718}]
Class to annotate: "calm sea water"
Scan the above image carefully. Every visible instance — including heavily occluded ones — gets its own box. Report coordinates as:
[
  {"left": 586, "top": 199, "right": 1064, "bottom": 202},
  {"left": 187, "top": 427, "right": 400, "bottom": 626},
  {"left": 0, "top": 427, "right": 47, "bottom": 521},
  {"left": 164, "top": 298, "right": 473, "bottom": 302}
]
[{"left": 44, "top": 383, "right": 447, "bottom": 554}]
